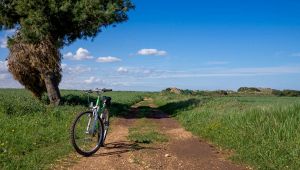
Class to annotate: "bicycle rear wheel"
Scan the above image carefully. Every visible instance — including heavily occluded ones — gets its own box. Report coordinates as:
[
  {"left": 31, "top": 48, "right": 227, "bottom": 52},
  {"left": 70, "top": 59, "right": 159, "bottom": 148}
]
[
  {"left": 70, "top": 111, "right": 104, "bottom": 156},
  {"left": 100, "top": 109, "right": 109, "bottom": 146}
]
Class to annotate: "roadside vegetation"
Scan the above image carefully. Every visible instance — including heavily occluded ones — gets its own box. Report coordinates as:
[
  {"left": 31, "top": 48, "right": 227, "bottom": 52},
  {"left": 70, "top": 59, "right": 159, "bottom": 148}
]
[
  {"left": 154, "top": 90, "right": 300, "bottom": 169},
  {"left": 162, "top": 87, "right": 300, "bottom": 97},
  {"left": 0, "top": 89, "right": 145, "bottom": 169}
]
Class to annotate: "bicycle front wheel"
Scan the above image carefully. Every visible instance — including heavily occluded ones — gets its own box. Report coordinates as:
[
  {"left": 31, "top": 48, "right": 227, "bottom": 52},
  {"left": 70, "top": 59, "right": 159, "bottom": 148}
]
[{"left": 70, "top": 111, "right": 104, "bottom": 156}]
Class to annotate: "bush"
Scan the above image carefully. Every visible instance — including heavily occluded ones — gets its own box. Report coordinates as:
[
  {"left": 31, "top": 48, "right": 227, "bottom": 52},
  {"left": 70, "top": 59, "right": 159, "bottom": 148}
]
[
  {"left": 238, "top": 87, "right": 261, "bottom": 93},
  {"left": 282, "top": 90, "right": 300, "bottom": 97},
  {"left": 215, "top": 90, "right": 228, "bottom": 96},
  {"left": 271, "top": 89, "right": 283, "bottom": 96},
  {"left": 272, "top": 89, "right": 300, "bottom": 97},
  {"left": 181, "top": 89, "right": 194, "bottom": 95},
  {"left": 162, "top": 87, "right": 182, "bottom": 94}
]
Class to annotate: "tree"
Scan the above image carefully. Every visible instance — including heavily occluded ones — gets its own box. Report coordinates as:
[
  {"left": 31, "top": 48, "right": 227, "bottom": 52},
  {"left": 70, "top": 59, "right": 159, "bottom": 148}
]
[
  {"left": 0, "top": 0, "right": 134, "bottom": 105},
  {"left": 7, "top": 35, "right": 62, "bottom": 103}
]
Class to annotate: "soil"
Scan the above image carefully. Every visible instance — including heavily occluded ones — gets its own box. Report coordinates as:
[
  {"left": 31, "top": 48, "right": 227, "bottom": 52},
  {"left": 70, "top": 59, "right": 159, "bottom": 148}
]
[{"left": 55, "top": 98, "right": 250, "bottom": 170}]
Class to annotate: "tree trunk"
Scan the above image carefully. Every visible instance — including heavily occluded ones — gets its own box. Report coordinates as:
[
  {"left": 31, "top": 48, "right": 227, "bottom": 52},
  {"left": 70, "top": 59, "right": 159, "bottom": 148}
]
[{"left": 43, "top": 72, "right": 61, "bottom": 105}]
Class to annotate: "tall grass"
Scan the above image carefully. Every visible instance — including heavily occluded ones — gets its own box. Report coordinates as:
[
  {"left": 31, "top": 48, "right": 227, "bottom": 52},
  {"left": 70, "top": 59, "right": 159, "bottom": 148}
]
[
  {"left": 0, "top": 89, "right": 145, "bottom": 169},
  {"left": 154, "top": 94, "right": 300, "bottom": 169}
]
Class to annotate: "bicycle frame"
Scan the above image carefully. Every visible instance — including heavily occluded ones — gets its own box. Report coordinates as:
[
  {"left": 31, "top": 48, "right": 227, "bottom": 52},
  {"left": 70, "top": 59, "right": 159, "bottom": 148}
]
[
  {"left": 87, "top": 92, "right": 107, "bottom": 134},
  {"left": 71, "top": 88, "right": 112, "bottom": 156}
]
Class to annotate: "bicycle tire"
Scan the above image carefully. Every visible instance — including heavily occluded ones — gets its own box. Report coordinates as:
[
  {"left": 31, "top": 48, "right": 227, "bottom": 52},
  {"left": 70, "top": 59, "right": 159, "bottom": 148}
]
[
  {"left": 70, "top": 111, "right": 104, "bottom": 156},
  {"left": 101, "top": 109, "right": 109, "bottom": 146}
]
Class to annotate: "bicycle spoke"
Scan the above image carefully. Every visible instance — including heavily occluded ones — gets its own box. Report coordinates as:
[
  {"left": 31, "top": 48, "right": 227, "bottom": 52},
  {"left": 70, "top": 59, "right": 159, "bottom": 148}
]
[{"left": 73, "top": 112, "right": 101, "bottom": 153}]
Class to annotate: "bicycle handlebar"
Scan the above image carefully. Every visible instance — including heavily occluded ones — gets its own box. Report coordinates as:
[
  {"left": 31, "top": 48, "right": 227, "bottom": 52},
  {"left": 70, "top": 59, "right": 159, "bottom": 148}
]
[
  {"left": 83, "top": 88, "right": 112, "bottom": 94},
  {"left": 101, "top": 88, "right": 112, "bottom": 92}
]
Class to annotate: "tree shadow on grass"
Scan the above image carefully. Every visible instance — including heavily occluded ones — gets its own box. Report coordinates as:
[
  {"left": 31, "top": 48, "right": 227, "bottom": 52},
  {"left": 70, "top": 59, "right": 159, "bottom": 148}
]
[
  {"left": 60, "top": 94, "right": 94, "bottom": 106},
  {"left": 60, "top": 93, "right": 202, "bottom": 119},
  {"left": 60, "top": 94, "right": 131, "bottom": 111},
  {"left": 116, "top": 98, "right": 202, "bottom": 119},
  {"left": 157, "top": 98, "right": 201, "bottom": 116},
  {"left": 124, "top": 106, "right": 169, "bottom": 119}
]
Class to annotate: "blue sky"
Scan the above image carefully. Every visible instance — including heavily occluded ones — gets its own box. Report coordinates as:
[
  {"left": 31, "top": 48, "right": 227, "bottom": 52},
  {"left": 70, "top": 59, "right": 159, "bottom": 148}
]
[{"left": 1, "top": 0, "right": 300, "bottom": 91}]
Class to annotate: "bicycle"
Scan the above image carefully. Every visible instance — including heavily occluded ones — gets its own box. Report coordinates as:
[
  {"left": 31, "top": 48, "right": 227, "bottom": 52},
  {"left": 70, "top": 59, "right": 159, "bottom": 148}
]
[{"left": 70, "top": 88, "right": 112, "bottom": 156}]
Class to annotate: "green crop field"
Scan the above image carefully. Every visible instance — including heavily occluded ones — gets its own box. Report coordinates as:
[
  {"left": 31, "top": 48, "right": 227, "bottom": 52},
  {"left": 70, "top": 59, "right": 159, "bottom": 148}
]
[
  {"left": 1, "top": 89, "right": 300, "bottom": 169},
  {"left": 0, "top": 89, "right": 146, "bottom": 169},
  {"left": 153, "top": 93, "right": 300, "bottom": 169}
]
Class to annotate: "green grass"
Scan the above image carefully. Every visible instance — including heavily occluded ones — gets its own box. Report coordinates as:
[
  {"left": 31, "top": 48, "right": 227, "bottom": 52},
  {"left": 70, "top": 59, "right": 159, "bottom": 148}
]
[
  {"left": 153, "top": 94, "right": 300, "bottom": 170},
  {"left": 2, "top": 88, "right": 300, "bottom": 169},
  {"left": 128, "top": 118, "right": 168, "bottom": 144},
  {"left": 0, "top": 89, "right": 145, "bottom": 170}
]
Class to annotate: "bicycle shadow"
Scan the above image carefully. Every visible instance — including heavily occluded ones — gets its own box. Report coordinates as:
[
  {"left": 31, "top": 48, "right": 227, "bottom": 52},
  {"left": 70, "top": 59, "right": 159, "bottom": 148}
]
[{"left": 92, "top": 141, "right": 158, "bottom": 157}]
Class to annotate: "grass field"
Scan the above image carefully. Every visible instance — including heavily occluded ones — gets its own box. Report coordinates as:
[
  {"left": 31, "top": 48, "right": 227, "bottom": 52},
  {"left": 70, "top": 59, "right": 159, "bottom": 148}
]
[
  {"left": 0, "top": 89, "right": 145, "bottom": 169},
  {"left": 1, "top": 89, "right": 300, "bottom": 169},
  {"left": 153, "top": 94, "right": 300, "bottom": 169}
]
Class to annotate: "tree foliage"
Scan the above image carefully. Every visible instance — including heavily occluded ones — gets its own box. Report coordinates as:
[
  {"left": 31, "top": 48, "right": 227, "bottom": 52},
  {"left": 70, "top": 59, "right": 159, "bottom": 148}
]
[
  {"left": 1, "top": 0, "right": 134, "bottom": 46},
  {"left": 0, "top": 0, "right": 134, "bottom": 104}
]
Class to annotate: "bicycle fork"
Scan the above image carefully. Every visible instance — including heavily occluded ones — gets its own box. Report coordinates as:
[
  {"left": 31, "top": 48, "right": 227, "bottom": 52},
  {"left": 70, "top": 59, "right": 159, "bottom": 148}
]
[{"left": 86, "top": 110, "right": 98, "bottom": 135}]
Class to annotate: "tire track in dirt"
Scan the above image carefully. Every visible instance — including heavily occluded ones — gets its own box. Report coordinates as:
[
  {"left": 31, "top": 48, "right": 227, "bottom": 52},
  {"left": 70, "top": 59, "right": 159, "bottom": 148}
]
[{"left": 62, "top": 98, "right": 250, "bottom": 170}]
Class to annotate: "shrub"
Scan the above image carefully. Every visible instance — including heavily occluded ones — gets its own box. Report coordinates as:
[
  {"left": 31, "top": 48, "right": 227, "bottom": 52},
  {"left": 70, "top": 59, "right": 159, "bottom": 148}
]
[
  {"left": 238, "top": 87, "right": 261, "bottom": 93},
  {"left": 272, "top": 89, "right": 300, "bottom": 97},
  {"left": 282, "top": 90, "right": 300, "bottom": 97}
]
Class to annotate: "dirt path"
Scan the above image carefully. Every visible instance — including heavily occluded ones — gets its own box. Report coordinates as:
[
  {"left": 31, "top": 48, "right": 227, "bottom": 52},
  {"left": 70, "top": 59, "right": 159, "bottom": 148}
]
[{"left": 62, "top": 98, "right": 249, "bottom": 170}]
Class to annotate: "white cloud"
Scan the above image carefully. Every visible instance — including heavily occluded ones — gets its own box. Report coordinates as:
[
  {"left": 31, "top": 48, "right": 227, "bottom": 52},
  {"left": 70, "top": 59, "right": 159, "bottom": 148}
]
[
  {"left": 117, "top": 67, "right": 128, "bottom": 73},
  {"left": 0, "top": 38, "right": 7, "bottom": 48},
  {"left": 63, "top": 52, "right": 73, "bottom": 58},
  {"left": 62, "top": 64, "right": 91, "bottom": 74},
  {"left": 111, "top": 82, "right": 130, "bottom": 86},
  {"left": 5, "top": 29, "right": 16, "bottom": 34},
  {"left": 84, "top": 76, "right": 102, "bottom": 84},
  {"left": 0, "top": 61, "right": 8, "bottom": 72},
  {"left": 61, "top": 63, "right": 68, "bottom": 70},
  {"left": 70, "top": 66, "right": 91, "bottom": 74},
  {"left": 63, "top": 48, "right": 94, "bottom": 60},
  {"left": 96, "top": 56, "right": 121, "bottom": 63},
  {"left": 0, "top": 73, "right": 8, "bottom": 80},
  {"left": 0, "top": 60, "right": 22, "bottom": 87},
  {"left": 115, "top": 66, "right": 154, "bottom": 76},
  {"left": 0, "top": 29, "right": 17, "bottom": 49},
  {"left": 137, "top": 49, "right": 167, "bottom": 56}
]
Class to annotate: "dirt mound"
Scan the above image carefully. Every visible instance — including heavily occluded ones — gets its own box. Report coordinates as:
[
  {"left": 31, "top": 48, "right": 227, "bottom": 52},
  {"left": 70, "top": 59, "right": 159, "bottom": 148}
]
[{"left": 163, "top": 87, "right": 182, "bottom": 94}]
